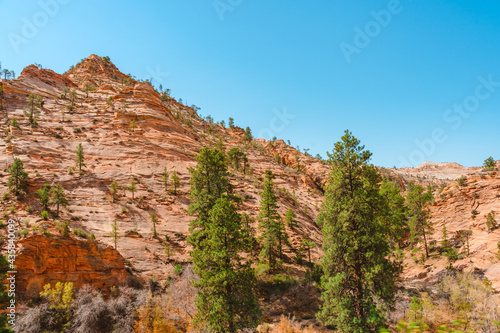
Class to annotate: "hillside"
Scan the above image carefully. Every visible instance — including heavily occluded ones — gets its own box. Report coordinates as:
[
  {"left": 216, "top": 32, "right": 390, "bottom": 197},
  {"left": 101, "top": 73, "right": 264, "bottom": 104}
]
[{"left": 1, "top": 55, "right": 499, "bottom": 330}]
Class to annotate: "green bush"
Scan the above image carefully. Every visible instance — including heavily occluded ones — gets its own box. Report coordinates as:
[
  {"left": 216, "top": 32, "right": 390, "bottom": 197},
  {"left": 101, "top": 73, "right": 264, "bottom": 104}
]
[
  {"left": 41, "top": 211, "right": 49, "bottom": 220},
  {"left": 174, "top": 264, "right": 183, "bottom": 275}
]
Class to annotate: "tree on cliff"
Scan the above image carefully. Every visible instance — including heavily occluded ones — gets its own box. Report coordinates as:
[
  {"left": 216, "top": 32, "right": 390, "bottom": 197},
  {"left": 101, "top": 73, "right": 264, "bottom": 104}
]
[
  {"left": 316, "top": 130, "right": 400, "bottom": 332},
  {"left": 36, "top": 184, "right": 52, "bottom": 211},
  {"left": 244, "top": 126, "right": 253, "bottom": 142},
  {"left": 171, "top": 171, "right": 180, "bottom": 195},
  {"left": 149, "top": 212, "right": 159, "bottom": 238},
  {"left": 483, "top": 156, "right": 496, "bottom": 170},
  {"left": 74, "top": 143, "right": 86, "bottom": 173},
  {"left": 23, "top": 94, "right": 43, "bottom": 125},
  {"left": 109, "top": 181, "right": 119, "bottom": 203},
  {"left": 128, "top": 178, "right": 137, "bottom": 200},
  {"left": 161, "top": 167, "right": 169, "bottom": 192},
  {"left": 191, "top": 196, "right": 261, "bottom": 332},
  {"left": 406, "top": 183, "right": 434, "bottom": 258},
  {"left": 110, "top": 219, "right": 120, "bottom": 249},
  {"left": 50, "top": 184, "right": 69, "bottom": 216},
  {"left": 258, "top": 170, "right": 289, "bottom": 270},
  {"left": 7, "top": 158, "right": 28, "bottom": 196}
]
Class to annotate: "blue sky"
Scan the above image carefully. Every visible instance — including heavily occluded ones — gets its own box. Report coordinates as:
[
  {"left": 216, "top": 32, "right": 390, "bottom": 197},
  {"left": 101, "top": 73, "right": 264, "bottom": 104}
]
[{"left": 1, "top": 0, "right": 500, "bottom": 167}]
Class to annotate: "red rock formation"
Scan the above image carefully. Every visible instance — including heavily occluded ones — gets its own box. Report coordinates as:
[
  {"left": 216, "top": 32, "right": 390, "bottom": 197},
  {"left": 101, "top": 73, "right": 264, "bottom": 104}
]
[{"left": 16, "top": 234, "right": 131, "bottom": 299}]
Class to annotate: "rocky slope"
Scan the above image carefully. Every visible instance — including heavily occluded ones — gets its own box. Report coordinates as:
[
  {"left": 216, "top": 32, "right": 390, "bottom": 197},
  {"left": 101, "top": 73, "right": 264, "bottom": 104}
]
[
  {"left": 0, "top": 55, "right": 325, "bottom": 300},
  {"left": 1, "top": 55, "right": 499, "bottom": 323}
]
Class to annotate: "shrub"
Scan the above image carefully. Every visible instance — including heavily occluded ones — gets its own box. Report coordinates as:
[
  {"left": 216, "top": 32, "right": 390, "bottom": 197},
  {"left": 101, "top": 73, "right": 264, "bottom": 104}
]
[
  {"left": 41, "top": 211, "right": 49, "bottom": 220},
  {"left": 73, "top": 228, "right": 90, "bottom": 239},
  {"left": 68, "top": 167, "right": 74, "bottom": 175},
  {"left": 486, "top": 211, "right": 497, "bottom": 231},
  {"left": 174, "top": 264, "right": 183, "bottom": 275},
  {"left": 457, "top": 175, "right": 466, "bottom": 186}
]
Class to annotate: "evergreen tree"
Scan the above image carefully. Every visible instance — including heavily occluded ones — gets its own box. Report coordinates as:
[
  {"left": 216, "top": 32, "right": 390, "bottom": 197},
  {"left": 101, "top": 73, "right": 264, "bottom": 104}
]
[
  {"left": 191, "top": 196, "right": 261, "bottom": 332},
  {"left": 406, "top": 184, "right": 434, "bottom": 258},
  {"left": 171, "top": 170, "right": 180, "bottom": 195},
  {"left": 74, "top": 143, "right": 86, "bottom": 172},
  {"left": 128, "top": 178, "right": 137, "bottom": 200},
  {"left": 258, "top": 170, "right": 288, "bottom": 269},
  {"left": 379, "top": 180, "right": 408, "bottom": 249},
  {"left": 7, "top": 158, "right": 28, "bottom": 196},
  {"left": 228, "top": 117, "right": 235, "bottom": 128},
  {"left": 483, "top": 156, "right": 496, "bottom": 170},
  {"left": 316, "top": 130, "right": 400, "bottom": 332},
  {"left": 109, "top": 181, "right": 119, "bottom": 203},
  {"left": 69, "top": 90, "right": 77, "bottom": 107},
  {"left": 441, "top": 225, "right": 451, "bottom": 253},
  {"left": 189, "top": 147, "right": 232, "bottom": 222},
  {"left": 161, "top": 166, "right": 169, "bottom": 192},
  {"left": 150, "top": 212, "right": 159, "bottom": 238},
  {"left": 23, "top": 94, "right": 42, "bottom": 125},
  {"left": 36, "top": 184, "right": 52, "bottom": 211},
  {"left": 110, "top": 219, "right": 120, "bottom": 249},
  {"left": 244, "top": 126, "right": 253, "bottom": 141},
  {"left": 284, "top": 209, "right": 298, "bottom": 228},
  {"left": 50, "top": 184, "right": 69, "bottom": 216}
]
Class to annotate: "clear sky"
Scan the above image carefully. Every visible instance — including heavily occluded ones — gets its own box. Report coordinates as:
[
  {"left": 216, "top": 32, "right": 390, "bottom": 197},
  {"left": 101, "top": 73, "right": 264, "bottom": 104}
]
[{"left": 1, "top": 0, "right": 500, "bottom": 167}]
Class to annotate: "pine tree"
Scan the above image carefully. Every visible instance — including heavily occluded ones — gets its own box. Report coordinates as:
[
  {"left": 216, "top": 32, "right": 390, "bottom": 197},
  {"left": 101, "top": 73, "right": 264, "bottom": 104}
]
[
  {"left": 164, "top": 242, "right": 173, "bottom": 261},
  {"left": 36, "top": 184, "right": 51, "bottom": 210},
  {"left": 110, "top": 219, "right": 120, "bottom": 249},
  {"left": 129, "top": 178, "right": 137, "bottom": 200},
  {"left": 23, "top": 94, "right": 42, "bottom": 125},
  {"left": 191, "top": 196, "right": 261, "bottom": 332},
  {"left": 244, "top": 126, "right": 253, "bottom": 142},
  {"left": 171, "top": 170, "right": 180, "bottom": 195},
  {"left": 161, "top": 166, "right": 169, "bottom": 192},
  {"left": 228, "top": 117, "right": 235, "bottom": 128},
  {"left": 407, "top": 184, "right": 434, "bottom": 258},
  {"left": 258, "top": 170, "right": 288, "bottom": 269},
  {"left": 50, "top": 184, "right": 69, "bottom": 216},
  {"left": 441, "top": 225, "right": 451, "bottom": 253},
  {"left": 284, "top": 209, "right": 297, "bottom": 228},
  {"left": 7, "top": 158, "right": 29, "bottom": 196},
  {"left": 69, "top": 90, "right": 77, "bottom": 107},
  {"left": 379, "top": 180, "right": 408, "bottom": 249},
  {"left": 187, "top": 147, "right": 232, "bottom": 232},
  {"left": 316, "top": 130, "right": 400, "bottom": 332},
  {"left": 74, "top": 143, "right": 86, "bottom": 172},
  {"left": 187, "top": 146, "right": 236, "bottom": 274},
  {"left": 150, "top": 212, "right": 159, "bottom": 238},
  {"left": 483, "top": 156, "right": 496, "bottom": 170},
  {"left": 109, "top": 181, "right": 119, "bottom": 203}
]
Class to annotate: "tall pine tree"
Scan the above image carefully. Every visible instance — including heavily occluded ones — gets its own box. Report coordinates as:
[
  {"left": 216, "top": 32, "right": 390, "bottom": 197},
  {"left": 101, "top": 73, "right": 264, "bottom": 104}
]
[
  {"left": 258, "top": 170, "right": 289, "bottom": 270},
  {"left": 406, "top": 183, "right": 434, "bottom": 258},
  {"left": 316, "top": 130, "right": 400, "bottom": 332},
  {"left": 191, "top": 197, "right": 261, "bottom": 332},
  {"left": 187, "top": 147, "right": 232, "bottom": 247}
]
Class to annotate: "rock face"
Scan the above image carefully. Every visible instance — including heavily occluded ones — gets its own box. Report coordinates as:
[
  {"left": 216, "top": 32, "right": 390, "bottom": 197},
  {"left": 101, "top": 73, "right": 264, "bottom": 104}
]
[{"left": 16, "top": 234, "right": 130, "bottom": 299}]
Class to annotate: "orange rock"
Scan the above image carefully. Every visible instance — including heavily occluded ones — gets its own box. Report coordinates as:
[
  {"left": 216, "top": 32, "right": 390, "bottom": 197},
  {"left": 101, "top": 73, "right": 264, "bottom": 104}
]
[{"left": 16, "top": 235, "right": 130, "bottom": 299}]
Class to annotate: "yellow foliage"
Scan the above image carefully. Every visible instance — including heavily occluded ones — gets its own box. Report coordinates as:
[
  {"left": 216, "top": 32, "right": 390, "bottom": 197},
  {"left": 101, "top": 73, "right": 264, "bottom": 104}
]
[
  {"left": 40, "top": 281, "right": 74, "bottom": 310},
  {"left": 134, "top": 298, "right": 178, "bottom": 333}
]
